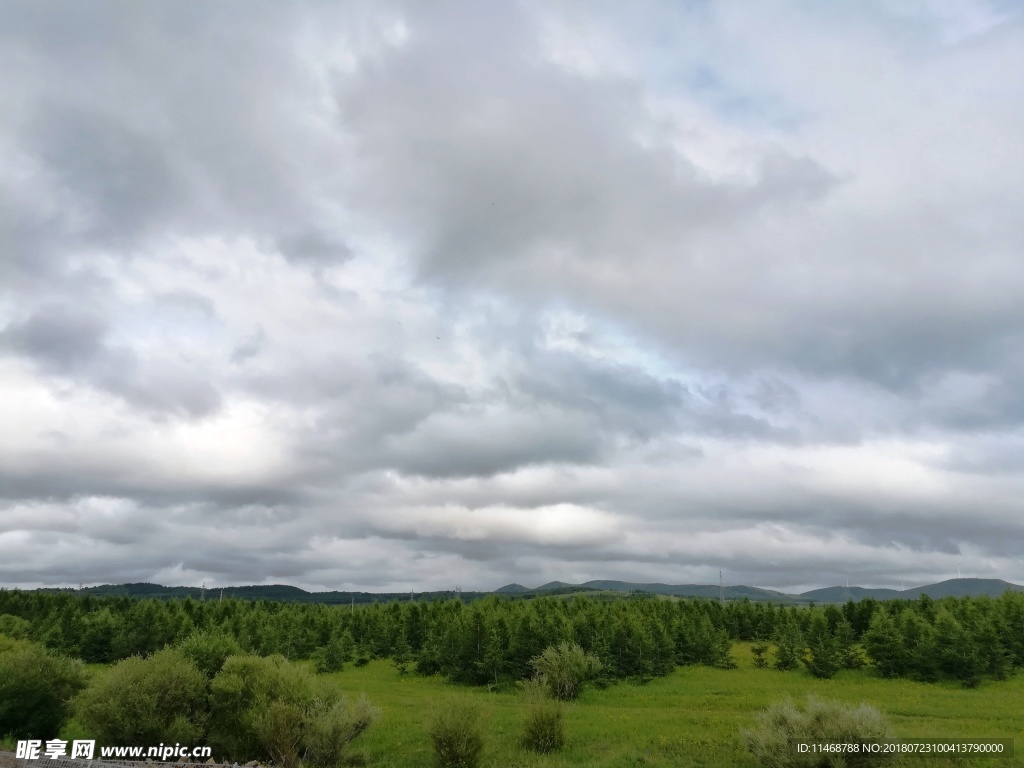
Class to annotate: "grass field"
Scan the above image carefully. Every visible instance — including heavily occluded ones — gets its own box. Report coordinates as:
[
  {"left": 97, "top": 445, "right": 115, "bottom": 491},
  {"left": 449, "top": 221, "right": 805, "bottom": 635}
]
[{"left": 328, "top": 644, "right": 1023, "bottom": 768}]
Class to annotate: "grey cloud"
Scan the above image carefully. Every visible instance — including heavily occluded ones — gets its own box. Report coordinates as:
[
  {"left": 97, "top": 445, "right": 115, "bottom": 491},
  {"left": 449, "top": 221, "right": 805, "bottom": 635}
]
[
  {"left": 1, "top": 305, "right": 222, "bottom": 418},
  {"left": 337, "top": 5, "right": 839, "bottom": 290},
  {"left": 31, "top": 104, "right": 183, "bottom": 244},
  {"left": 2, "top": 1, "right": 1024, "bottom": 591},
  {"left": 276, "top": 231, "right": 353, "bottom": 266},
  {"left": 2, "top": 305, "right": 111, "bottom": 373}
]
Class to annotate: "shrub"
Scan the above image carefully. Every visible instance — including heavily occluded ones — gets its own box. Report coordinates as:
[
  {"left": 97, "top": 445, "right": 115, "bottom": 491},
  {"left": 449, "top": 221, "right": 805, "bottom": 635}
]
[
  {"left": 303, "top": 696, "right": 379, "bottom": 768},
  {"left": 742, "top": 695, "right": 896, "bottom": 768},
  {"left": 249, "top": 698, "right": 305, "bottom": 768},
  {"left": 519, "top": 678, "right": 564, "bottom": 753},
  {"left": 0, "top": 614, "right": 32, "bottom": 640},
  {"left": 210, "top": 654, "right": 377, "bottom": 768},
  {"left": 210, "top": 654, "right": 317, "bottom": 762},
  {"left": 73, "top": 648, "right": 207, "bottom": 745},
  {"left": 0, "top": 643, "right": 86, "bottom": 739},
  {"left": 177, "top": 629, "right": 243, "bottom": 679},
  {"left": 529, "top": 642, "right": 601, "bottom": 701},
  {"left": 427, "top": 698, "right": 484, "bottom": 768}
]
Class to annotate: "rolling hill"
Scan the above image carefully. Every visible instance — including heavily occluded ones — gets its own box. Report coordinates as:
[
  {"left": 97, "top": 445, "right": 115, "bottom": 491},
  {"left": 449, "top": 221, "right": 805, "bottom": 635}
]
[{"left": 27, "top": 577, "right": 1023, "bottom": 605}]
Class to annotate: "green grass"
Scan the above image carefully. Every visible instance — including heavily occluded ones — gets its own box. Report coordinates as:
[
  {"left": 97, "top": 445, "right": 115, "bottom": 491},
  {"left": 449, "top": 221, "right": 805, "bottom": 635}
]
[
  {"left": 326, "top": 645, "right": 1024, "bottom": 768},
  {"left": 49, "top": 647, "right": 1022, "bottom": 767}
]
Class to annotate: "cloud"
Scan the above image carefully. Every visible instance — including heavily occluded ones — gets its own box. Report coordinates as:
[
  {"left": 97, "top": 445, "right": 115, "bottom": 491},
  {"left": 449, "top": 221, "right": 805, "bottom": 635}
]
[{"left": 1, "top": 0, "right": 1023, "bottom": 592}]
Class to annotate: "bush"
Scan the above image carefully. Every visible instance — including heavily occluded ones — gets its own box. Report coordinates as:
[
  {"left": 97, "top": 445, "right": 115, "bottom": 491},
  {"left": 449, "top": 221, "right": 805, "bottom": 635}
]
[
  {"left": 519, "top": 678, "right": 564, "bottom": 753},
  {"left": 210, "top": 654, "right": 377, "bottom": 768},
  {"left": 529, "top": 642, "right": 601, "bottom": 701},
  {"left": 73, "top": 648, "right": 207, "bottom": 745},
  {"left": 742, "top": 695, "right": 896, "bottom": 768},
  {"left": 0, "top": 614, "right": 31, "bottom": 640},
  {"left": 210, "top": 654, "right": 317, "bottom": 763},
  {"left": 177, "top": 630, "right": 243, "bottom": 679},
  {"left": 303, "top": 696, "right": 379, "bottom": 768},
  {"left": 427, "top": 698, "right": 484, "bottom": 768},
  {"left": 0, "top": 643, "right": 86, "bottom": 739}
]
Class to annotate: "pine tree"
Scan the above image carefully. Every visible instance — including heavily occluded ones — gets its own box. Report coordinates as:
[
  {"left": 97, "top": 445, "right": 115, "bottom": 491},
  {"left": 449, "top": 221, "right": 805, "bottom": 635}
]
[
  {"left": 899, "top": 612, "right": 937, "bottom": 681},
  {"left": 834, "top": 617, "right": 864, "bottom": 670},
  {"left": 863, "top": 610, "right": 908, "bottom": 678},
  {"left": 802, "top": 613, "right": 841, "bottom": 679},
  {"left": 772, "top": 617, "right": 803, "bottom": 671},
  {"left": 751, "top": 637, "right": 770, "bottom": 669},
  {"left": 934, "top": 610, "right": 983, "bottom": 688}
]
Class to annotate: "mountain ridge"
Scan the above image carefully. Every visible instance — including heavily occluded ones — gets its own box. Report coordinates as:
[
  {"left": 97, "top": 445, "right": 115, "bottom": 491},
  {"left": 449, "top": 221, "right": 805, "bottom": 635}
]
[{"left": 21, "top": 577, "right": 1022, "bottom": 604}]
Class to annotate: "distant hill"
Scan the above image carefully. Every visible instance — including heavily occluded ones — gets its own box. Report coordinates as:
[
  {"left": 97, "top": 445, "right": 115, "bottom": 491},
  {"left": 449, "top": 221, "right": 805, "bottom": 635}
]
[
  {"left": 798, "top": 586, "right": 904, "bottom": 602},
  {"left": 495, "top": 583, "right": 529, "bottom": 593},
  {"left": 41, "top": 582, "right": 489, "bottom": 605},
  {"left": 26, "top": 576, "right": 1022, "bottom": 606},
  {"left": 800, "top": 578, "right": 1023, "bottom": 603},
  {"left": 899, "top": 578, "right": 1024, "bottom": 599},
  {"left": 579, "top": 580, "right": 809, "bottom": 603},
  {"left": 536, "top": 581, "right": 573, "bottom": 590}
]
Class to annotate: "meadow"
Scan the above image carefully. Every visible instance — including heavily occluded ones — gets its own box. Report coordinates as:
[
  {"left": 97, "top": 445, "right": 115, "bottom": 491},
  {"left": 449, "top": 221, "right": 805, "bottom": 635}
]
[
  {"left": 3, "top": 591, "right": 1022, "bottom": 768},
  {"left": 320, "top": 644, "right": 1023, "bottom": 768}
]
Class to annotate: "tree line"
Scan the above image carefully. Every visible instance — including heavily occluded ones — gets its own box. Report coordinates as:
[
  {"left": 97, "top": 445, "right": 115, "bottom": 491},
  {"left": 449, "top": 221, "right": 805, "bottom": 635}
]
[{"left": 1, "top": 588, "right": 1022, "bottom": 688}]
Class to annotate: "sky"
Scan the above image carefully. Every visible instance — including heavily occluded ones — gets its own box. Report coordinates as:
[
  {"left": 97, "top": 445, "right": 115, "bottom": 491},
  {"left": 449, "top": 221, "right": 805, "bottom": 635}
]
[{"left": 2, "top": 0, "right": 1024, "bottom": 593}]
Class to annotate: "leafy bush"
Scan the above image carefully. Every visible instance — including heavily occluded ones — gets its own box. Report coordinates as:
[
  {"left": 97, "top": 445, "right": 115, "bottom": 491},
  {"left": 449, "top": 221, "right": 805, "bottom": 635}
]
[
  {"left": 210, "top": 654, "right": 316, "bottom": 763},
  {"left": 0, "top": 614, "right": 31, "bottom": 640},
  {"left": 519, "top": 678, "right": 564, "bottom": 753},
  {"left": 529, "top": 642, "right": 601, "bottom": 701},
  {"left": 177, "top": 629, "right": 243, "bottom": 679},
  {"left": 73, "top": 648, "right": 207, "bottom": 745},
  {"left": 0, "top": 643, "right": 86, "bottom": 739},
  {"left": 303, "top": 696, "right": 379, "bottom": 768},
  {"left": 742, "top": 695, "right": 895, "bottom": 768},
  {"left": 210, "top": 654, "right": 376, "bottom": 768},
  {"left": 427, "top": 698, "right": 484, "bottom": 768}
]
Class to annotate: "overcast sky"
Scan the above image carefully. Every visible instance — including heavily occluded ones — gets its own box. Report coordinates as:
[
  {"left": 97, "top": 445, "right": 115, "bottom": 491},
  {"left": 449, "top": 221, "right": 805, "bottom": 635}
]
[{"left": 2, "top": 1, "right": 1023, "bottom": 593}]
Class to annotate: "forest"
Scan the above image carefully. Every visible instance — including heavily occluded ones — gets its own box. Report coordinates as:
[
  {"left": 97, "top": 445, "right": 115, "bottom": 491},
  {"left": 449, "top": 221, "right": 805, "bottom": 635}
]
[
  {"left": 2, "top": 588, "right": 1022, "bottom": 688},
  {"left": 2, "top": 589, "right": 1023, "bottom": 767}
]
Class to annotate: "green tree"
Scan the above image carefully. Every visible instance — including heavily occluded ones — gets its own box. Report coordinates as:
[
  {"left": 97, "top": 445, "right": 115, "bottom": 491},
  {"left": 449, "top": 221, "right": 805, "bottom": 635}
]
[
  {"left": 834, "top": 618, "right": 864, "bottom": 670},
  {"left": 863, "top": 611, "right": 908, "bottom": 678},
  {"left": 0, "top": 643, "right": 86, "bottom": 739},
  {"left": 934, "top": 610, "right": 983, "bottom": 688},
  {"left": 899, "top": 612, "right": 937, "bottom": 681},
  {"left": 314, "top": 631, "right": 355, "bottom": 674},
  {"left": 802, "top": 613, "right": 841, "bottom": 679},
  {"left": 177, "top": 629, "right": 243, "bottom": 679},
  {"left": 751, "top": 638, "right": 770, "bottom": 669},
  {"left": 74, "top": 648, "right": 208, "bottom": 745},
  {"left": 772, "top": 617, "right": 803, "bottom": 671}
]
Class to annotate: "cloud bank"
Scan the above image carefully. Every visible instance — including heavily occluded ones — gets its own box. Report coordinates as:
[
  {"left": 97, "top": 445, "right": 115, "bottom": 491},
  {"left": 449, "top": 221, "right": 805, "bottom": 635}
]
[{"left": 2, "top": 0, "right": 1024, "bottom": 591}]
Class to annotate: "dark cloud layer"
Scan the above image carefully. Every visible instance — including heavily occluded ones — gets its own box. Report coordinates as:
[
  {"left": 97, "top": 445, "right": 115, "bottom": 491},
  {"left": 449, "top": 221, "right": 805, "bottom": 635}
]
[{"left": 2, "top": 0, "right": 1023, "bottom": 591}]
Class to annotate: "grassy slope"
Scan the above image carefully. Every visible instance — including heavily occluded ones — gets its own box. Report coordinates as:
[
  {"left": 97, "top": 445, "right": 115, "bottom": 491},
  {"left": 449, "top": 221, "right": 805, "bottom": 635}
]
[{"left": 331, "top": 644, "right": 1024, "bottom": 768}]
